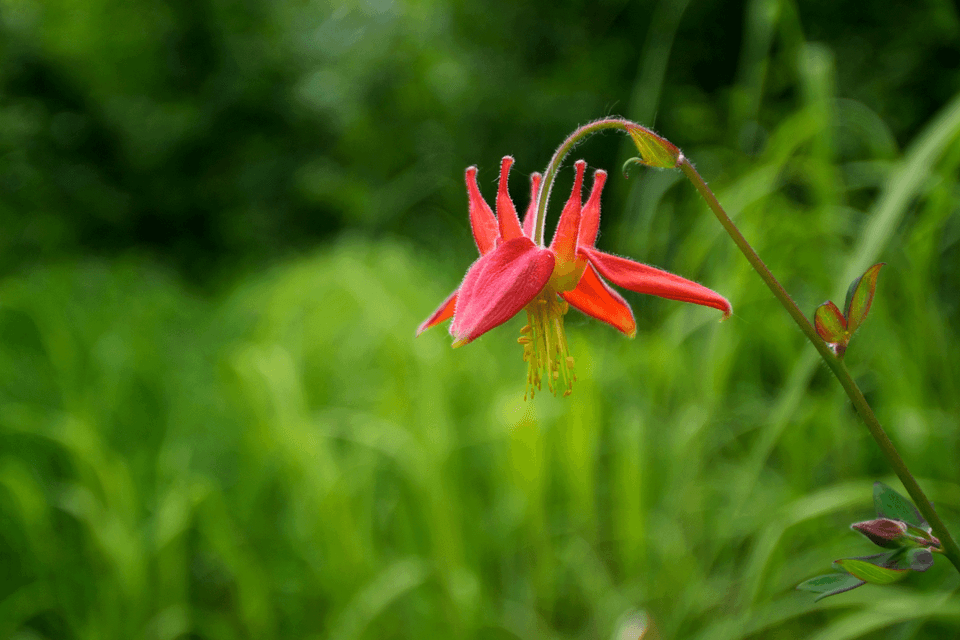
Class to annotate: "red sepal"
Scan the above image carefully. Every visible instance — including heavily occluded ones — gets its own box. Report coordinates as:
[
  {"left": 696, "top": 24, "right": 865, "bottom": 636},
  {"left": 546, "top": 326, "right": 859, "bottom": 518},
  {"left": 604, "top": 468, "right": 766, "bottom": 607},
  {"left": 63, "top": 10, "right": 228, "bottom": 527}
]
[
  {"left": 416, "top": 288, "right": 458, "bottom": 336},
  {"left": 583, "top": 246, "right": 731, "bottom": 318},
  {"left": 562, "top": 262, "right": 636, "bottom": 337},
  {"left": 450, "top": 237, "right": 555, "bottom": 345}
]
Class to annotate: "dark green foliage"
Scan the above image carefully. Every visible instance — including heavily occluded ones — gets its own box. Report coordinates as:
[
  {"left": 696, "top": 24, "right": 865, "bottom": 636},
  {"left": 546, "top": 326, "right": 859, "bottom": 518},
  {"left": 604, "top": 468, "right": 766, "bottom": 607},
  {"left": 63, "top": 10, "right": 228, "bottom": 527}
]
[{"left": 1, "top": 1, "right": 958, "bottom": 281}]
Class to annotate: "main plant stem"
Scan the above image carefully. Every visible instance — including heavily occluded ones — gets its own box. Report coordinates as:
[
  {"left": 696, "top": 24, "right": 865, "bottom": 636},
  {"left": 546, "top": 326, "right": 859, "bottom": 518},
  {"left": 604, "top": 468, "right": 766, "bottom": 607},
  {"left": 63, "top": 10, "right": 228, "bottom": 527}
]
[{"left": 678, "top": 157, "right": 960, "bottom": 574}]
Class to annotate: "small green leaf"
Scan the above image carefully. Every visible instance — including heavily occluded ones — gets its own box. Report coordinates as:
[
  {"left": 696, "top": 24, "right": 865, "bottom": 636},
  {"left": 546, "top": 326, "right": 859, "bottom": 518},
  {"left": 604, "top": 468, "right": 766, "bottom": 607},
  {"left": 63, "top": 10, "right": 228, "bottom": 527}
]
[
  {"left": 796, "top": 573, "right": 866, "bottom": 601},
  {"left": 873, "top": 482, "right": 927, "bottom": 529},
  {"left": 833, "top": 557, "right": 909, "bottom": 585},
  {"left": 906, "top": 548, "right": 935, "bottom": 572},
  {"left": 814, "top": 301, "right": 848, "bottom": 345},
  {"left": 843, "top": 263, "right": 884, "bottom": 334}
]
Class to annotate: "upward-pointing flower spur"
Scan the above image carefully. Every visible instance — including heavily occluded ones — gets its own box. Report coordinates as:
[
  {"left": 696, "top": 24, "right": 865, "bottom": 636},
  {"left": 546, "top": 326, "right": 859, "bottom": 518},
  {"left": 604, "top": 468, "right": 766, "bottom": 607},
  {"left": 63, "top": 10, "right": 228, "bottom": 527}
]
[{"left": 417, "top": 156, "right": 731, "bottom": 397}]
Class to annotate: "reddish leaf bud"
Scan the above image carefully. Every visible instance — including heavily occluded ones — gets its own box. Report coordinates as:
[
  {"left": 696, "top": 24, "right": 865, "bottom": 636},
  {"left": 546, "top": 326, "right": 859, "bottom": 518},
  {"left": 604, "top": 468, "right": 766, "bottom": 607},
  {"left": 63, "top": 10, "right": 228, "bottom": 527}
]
[{"left": 851, "top": 518, "right": 908, "bottom": 549}]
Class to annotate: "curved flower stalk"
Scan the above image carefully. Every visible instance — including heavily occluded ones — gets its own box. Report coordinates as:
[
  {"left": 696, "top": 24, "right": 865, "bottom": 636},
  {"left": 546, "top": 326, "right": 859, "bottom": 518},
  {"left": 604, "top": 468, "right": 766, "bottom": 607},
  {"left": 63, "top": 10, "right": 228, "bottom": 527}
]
[{"left": 417, "top": 156, "right": 731, "bottom": 398}]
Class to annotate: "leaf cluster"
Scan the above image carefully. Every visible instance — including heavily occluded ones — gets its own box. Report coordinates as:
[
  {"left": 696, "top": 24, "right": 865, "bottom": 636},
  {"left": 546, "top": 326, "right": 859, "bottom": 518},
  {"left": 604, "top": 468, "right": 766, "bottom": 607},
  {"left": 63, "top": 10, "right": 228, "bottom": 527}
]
[{"left": 797, "top": 482, "right": 942, "bottom": 601}]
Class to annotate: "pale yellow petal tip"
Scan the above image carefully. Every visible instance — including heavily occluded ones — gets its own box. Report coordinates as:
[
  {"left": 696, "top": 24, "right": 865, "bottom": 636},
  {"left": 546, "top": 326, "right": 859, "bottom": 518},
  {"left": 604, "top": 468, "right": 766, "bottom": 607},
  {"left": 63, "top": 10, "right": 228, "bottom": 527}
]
[
  {"left": 720, "top": 306, "right": 733, "bottom": 322},
  {"left": 626, "top": 328, "right": 637, "bottom": 339},
  {"left": 451, "top": 337, "right": 470, "bottom": 349}
]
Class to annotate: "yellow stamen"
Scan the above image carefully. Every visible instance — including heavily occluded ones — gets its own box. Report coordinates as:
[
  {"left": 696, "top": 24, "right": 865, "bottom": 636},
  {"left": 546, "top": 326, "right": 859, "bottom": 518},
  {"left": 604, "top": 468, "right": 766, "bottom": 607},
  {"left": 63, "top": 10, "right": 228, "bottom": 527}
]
[{"left": 519, "top": 285, "right": 575, "bottom": 398}]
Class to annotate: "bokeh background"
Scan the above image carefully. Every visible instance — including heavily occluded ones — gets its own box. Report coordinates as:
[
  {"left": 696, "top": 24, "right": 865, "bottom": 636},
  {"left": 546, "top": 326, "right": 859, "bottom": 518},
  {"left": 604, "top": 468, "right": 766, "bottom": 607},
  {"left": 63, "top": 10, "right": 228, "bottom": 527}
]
[{"left": 1, "top": 0, "right": 959, "bottom": 638}]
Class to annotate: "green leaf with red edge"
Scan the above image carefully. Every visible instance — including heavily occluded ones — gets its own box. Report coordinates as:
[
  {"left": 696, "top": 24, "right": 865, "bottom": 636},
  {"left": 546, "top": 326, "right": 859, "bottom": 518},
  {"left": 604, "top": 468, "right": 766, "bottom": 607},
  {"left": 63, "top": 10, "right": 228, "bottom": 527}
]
[
  {"left": 873, "top": 482, "right": 928, "bottom": 530},
  {"left": 832, "top": 557, "right": 909, "bottom": 585},
  {"left": 796, "top": 573, "right": 866, "bottom": 601},
  {"left": 844, "top": 263, "right": 884, "bottom": 334},
  {"left": 815, "top": 301, "right": 848, "bottom": 344}
]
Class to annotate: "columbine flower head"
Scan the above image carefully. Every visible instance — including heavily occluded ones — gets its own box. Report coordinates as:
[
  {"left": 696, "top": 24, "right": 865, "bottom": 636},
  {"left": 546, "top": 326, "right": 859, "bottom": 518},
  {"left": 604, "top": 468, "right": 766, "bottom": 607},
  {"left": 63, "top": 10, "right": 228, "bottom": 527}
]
[{"left": 417, "top": 156, "right": 731, "bottom": 398}]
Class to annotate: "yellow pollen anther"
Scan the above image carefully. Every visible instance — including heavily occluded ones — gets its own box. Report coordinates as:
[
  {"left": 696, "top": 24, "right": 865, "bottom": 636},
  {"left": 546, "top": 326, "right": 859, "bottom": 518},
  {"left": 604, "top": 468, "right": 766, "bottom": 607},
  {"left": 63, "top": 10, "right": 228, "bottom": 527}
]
[{"left": 517, "top": 336, "right": 532, "bottom": 344}]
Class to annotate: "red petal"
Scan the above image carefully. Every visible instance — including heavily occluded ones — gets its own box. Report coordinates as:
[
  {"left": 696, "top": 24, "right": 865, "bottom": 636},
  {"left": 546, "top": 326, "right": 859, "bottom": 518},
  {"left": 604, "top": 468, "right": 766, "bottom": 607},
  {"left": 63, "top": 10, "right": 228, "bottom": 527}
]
[
  {"left": 577, "top": 169, "right": 607, "bottom": 249},
  {"left": 450, "top": 237, "right": 555, "bottom": 345},
  {"left": 582, "top": 246, "right": 732, "bottom": 318},
  {"left": 466, "top": 166, "right": 498, "bottom": 255},
  {"left": 562, "top": 262, "right": 636, "bottom": 337},
  {"left": 496, "top": 157, "right": 525, "bottom": 242},
  {"left": 549, "top": 160, "right": 586, "bottom": 264},
  {"left": 416, "top": 288, "right": 458, "bottom": 336},
  {"left": 521, "top": 172, "right": 542, "bottom": 239}
]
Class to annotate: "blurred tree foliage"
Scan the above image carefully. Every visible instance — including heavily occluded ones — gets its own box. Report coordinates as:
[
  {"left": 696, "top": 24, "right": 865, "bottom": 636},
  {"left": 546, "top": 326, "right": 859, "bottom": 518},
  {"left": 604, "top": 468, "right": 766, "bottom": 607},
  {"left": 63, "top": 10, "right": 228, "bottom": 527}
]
[{"left": 0, "top": 0, "right": 957, "bottom": 281}]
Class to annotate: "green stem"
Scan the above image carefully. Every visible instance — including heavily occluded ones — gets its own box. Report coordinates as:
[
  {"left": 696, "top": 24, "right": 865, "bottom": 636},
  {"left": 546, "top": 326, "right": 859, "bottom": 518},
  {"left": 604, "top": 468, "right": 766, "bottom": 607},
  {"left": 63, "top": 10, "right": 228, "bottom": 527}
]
[
  {"left": 534, "top": 118, "right": 629, "bottom": 245},
  {"left": 678, "top": 156, "right": 960, "bottom": 574}
]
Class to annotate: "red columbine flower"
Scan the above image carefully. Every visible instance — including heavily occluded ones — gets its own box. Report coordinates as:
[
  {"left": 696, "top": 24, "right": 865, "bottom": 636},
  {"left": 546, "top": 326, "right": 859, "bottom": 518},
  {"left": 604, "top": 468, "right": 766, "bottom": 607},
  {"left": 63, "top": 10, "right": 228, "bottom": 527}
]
[{"left": 417, "top": 156, "right": 731, "bottom": 398}]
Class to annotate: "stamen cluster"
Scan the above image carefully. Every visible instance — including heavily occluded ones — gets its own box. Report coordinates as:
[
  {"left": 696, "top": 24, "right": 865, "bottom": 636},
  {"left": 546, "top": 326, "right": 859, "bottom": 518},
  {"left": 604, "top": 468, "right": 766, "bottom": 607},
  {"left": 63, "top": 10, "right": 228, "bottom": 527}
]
[{"left": 519, "top": 287, "right": 576, "bottom": 399}]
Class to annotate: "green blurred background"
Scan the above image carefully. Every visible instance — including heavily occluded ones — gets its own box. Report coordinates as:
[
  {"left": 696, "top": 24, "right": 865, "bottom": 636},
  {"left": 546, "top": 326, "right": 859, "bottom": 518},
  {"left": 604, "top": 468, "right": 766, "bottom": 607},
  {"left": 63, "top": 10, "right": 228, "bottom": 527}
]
[{"left": 1, "top": 0, "right": 960, "bottom": 638}]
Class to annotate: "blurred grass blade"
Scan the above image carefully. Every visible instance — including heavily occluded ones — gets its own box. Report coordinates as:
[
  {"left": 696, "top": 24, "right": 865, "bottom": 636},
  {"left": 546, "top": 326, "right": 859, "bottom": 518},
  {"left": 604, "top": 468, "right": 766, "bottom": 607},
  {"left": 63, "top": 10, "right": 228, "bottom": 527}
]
[
  {"left": 841, "top": 90, "right": 960, "bottom": 286},
  {"left": 328, "top": 558, "right": 428, "bottom": 640}
]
